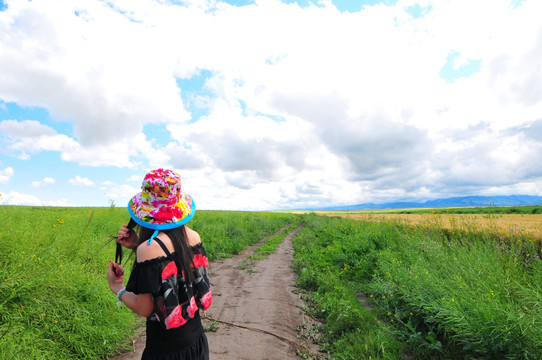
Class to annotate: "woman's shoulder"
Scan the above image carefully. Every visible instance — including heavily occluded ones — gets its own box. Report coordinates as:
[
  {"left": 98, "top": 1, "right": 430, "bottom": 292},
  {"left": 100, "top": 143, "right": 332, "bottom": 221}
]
[
  {"left": 136, "top": 227, "right": 201, "bottom": 262},
  {"left": 136, "top": 237, "right": 170, "bottom": 262},
  {"left": 185, "top": 226, "right": 201, "bottom": 247}
]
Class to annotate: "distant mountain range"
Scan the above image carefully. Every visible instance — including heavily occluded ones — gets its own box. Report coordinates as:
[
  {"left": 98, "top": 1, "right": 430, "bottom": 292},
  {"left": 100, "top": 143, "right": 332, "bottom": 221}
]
[{"left": 318, "top": 195, "right": 542, "bottom": 211}]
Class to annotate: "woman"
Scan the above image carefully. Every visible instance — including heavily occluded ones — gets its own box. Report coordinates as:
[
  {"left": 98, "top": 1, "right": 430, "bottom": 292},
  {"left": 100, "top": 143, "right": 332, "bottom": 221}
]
[{"left": 107, "top": 168, "right": 212, "bottom": 360}]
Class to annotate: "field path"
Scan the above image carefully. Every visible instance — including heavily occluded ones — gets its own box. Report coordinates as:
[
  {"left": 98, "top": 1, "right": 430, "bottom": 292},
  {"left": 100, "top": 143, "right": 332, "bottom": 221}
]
[{"left": 110, "top": 224, "right": 319, "bottom": 360}]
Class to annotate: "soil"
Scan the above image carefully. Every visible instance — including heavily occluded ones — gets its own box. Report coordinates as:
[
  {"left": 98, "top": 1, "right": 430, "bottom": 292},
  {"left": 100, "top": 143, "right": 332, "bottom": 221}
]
[{"left": 110, "top": 225, "right": 322, "bottom": 360}]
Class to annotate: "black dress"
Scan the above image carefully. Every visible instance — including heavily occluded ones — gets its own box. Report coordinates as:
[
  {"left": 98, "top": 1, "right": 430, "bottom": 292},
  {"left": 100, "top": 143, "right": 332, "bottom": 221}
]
[{"left": 126, "top": 239, "right": 212, "bottom": 360}]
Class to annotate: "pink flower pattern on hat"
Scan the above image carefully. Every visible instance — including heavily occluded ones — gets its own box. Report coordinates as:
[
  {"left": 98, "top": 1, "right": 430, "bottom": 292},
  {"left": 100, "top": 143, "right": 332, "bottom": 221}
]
[{"left": 129, "top": 169, "right": 194, "bottom": 227}]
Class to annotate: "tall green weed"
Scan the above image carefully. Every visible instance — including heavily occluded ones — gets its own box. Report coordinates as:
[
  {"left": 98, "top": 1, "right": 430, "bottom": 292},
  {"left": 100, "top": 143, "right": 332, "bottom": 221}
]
[
  {"left": 0, "top": 206, "right": 135, "bottom": 360},
  {"left": 369, "top": 221, "right": 542, "bottom": 359},
  {"left": 294, "top": 214, "right": 405, "bottom": 359},
  {"left": 293, "top": 214, "right": 542, "bottom": 359}
]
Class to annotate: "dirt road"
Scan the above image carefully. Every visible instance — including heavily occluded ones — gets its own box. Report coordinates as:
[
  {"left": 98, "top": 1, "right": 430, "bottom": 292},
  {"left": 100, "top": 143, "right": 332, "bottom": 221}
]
[{"left": 111, "top": 225, "right": 320, "bottom": 360}]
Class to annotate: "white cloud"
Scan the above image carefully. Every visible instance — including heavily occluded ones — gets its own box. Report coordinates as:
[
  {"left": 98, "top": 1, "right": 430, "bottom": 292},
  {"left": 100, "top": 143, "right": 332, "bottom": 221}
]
[
  {"left": 45, "top": 198, "right": 74, "bottom": 207},
  {"left": 0, "top": 0, "right": 190, "bottom": 146},
  {"left": 0, "top": 119, "right": 56, "bottom": 137},
  {"left": 1, "top": 0, "right": 542, "bottom": 208},
  {"left": 0, "top": 166, "right": 14, "bottom": 184},
  {"left": 69, "top": 175, "right": 95, "bottom": 186},
  {"left": 0, "top": 191, "right": 42, "bottom": 206},
  {"left": 105, "top": 184, "right": 139, "bottom": 199},
  {"left": 30, "top": 176, "right": 55, "bottom": 188},
  {"left": 0, "top": 119, "right": 147, "bottom": 167},
  {"left": 126, "top": 175, "right": 141, "bottom": 182}
]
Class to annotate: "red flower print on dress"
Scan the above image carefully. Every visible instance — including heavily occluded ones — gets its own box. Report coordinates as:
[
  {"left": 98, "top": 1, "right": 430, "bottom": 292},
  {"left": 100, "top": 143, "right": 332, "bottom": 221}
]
[
  {"left": 200, "top": 291, "right": 212, "bottom": 310},
  {"left": 161, "top": 261, "right": 178, "bottom": 280},
  {"left": 192, "top": 254, "right": 209, "bottom": 268},
  {"left": 164, "top": 305, "right": 186, "bottom": 329},
  {"left": 187, "top": 296, "right": 198, "bottom": 318}
]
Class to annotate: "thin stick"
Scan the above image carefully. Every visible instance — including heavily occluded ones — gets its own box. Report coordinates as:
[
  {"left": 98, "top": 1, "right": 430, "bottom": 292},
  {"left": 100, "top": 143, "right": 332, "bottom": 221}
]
[{"left": 202, "top": 314, "right": 305, "bottom": 352}]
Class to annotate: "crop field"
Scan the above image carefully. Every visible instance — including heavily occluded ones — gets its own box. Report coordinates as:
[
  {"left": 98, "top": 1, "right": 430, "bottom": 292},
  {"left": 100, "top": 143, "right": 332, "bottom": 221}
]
[
  {"left": 1, "top": 206, "right": 541, "bottom": 359},
  {"left": 311, "top": 212, "right": 542, "bottom": 239}
]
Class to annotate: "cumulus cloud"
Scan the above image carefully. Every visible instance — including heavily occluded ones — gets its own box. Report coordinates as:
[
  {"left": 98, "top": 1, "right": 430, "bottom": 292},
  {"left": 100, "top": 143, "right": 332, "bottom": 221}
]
[
  {"left": 167, "top": 103, "right": 318, "bottom": 186},
  {"left": 30, "top": 176, "right": 56, "bottom": 188},
  {"left": 0, "top": 1, "right": 191, "bottom": 146},
  {"left": 104, "top": 184, "right": 139, "bottom": 199},
  {"left": 1, "top": 0, "right": 542, "bottom": 208},
  {"left": 0, "top": 119, "right": 148, "bottom": 167},
  {"left": 0, "top": 119, "right": 78, "bottom": 160},
  {"left": 0, "top": 191, "right": 42, "bottom": 206},
  {"left": 69, "top": 175, "right": 95, "bottom": 186},
  {"left": 0, "top": 166, "right": 14, "bottom": 184}
]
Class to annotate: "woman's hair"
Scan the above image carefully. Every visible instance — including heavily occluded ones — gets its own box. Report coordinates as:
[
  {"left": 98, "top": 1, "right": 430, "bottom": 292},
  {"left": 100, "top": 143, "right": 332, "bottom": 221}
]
[{"left": 127, "top": 218, "right": 195, "bottom": 284}]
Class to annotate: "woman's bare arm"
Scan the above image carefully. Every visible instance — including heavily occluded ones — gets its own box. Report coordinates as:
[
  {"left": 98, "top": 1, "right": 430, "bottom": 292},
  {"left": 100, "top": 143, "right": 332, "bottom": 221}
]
[{"left": 107, "top": 260, "right": 154, "bottom": 317}]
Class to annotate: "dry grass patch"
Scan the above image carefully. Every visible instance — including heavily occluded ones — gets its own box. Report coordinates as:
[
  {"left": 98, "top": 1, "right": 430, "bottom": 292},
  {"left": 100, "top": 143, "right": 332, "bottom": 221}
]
[{"left": 300, "top": 212, "right": 542, "bottom": 239}]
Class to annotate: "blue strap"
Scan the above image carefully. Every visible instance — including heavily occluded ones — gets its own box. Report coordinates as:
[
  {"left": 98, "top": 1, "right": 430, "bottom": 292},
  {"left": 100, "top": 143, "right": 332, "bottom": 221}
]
[{"left": 147, "top": 229, "right": 159, "bottom": 245}]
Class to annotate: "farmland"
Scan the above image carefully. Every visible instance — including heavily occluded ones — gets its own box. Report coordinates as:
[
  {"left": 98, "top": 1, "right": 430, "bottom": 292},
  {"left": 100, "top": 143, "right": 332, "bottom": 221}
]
[
  {"left": 1, "top": 205, "right": 541, "bottom": 359},
  {"left": 311, "top": 211, "right": 542, "bottom": 239}
]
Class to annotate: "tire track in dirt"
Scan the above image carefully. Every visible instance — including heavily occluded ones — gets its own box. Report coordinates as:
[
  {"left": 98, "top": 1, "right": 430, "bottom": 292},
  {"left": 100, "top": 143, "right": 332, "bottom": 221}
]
[{"left": 110, "top": 224, "right": 319, "bottom": 360}]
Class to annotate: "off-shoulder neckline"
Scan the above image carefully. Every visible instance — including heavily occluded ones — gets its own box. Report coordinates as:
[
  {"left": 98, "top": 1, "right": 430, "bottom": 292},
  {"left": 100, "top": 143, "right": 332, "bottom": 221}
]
[{"left": 135, "top": 242, "right": 203, "bottom": 265}]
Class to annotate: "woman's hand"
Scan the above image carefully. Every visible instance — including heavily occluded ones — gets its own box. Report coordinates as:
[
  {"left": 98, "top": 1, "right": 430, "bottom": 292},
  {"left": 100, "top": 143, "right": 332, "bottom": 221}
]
[
  {"left": 107, "top": 260, "right": 125, "bottom": 294},
  {"left": 106, "top": 260, "right": 154, "bottom": 317},
  {"left": 117, "top": 224, "right": 139, "bottom": 249}
]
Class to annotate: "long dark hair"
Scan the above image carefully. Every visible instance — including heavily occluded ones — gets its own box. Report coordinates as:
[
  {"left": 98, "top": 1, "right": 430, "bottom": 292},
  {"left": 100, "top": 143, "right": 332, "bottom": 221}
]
[{"left": 127, "top": 218, "right": 195, "bottom": 284}]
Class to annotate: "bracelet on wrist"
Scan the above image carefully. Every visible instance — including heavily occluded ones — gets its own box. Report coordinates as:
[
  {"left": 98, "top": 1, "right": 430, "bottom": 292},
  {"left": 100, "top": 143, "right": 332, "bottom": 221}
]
[{"left": 116, "top": 287, "right": 126, "bottom": 307}]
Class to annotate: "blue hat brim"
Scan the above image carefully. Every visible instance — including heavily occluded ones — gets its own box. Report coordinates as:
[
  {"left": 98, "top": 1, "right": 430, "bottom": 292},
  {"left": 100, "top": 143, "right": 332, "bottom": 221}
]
[{"left": 127, "top": 197, "right": 196, "bottom": 230}]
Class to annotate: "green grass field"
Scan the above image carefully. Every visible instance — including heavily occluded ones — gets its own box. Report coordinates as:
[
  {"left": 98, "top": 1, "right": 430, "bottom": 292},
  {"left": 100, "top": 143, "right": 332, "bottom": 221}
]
[
  {"left": 0, "top": 206, "right": 295, "bottom": 360},
  {"left": 1, "top": 206, "right": 541, "bottom": 359},
  {"left": 293, "top": 213, "right": 542, "bottom": 359}
]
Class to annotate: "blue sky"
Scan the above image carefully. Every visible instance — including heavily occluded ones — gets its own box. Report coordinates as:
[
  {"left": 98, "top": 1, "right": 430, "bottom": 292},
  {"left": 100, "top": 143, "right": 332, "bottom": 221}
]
[{"left": 1, "top": 0, "right": 542, "bottom": 210}]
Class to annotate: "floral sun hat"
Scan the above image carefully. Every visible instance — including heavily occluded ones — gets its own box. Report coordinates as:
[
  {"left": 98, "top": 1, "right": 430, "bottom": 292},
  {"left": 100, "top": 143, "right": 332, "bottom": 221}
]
[{"left": 128, "top": 168, "right": 195, "bottom": 244}]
